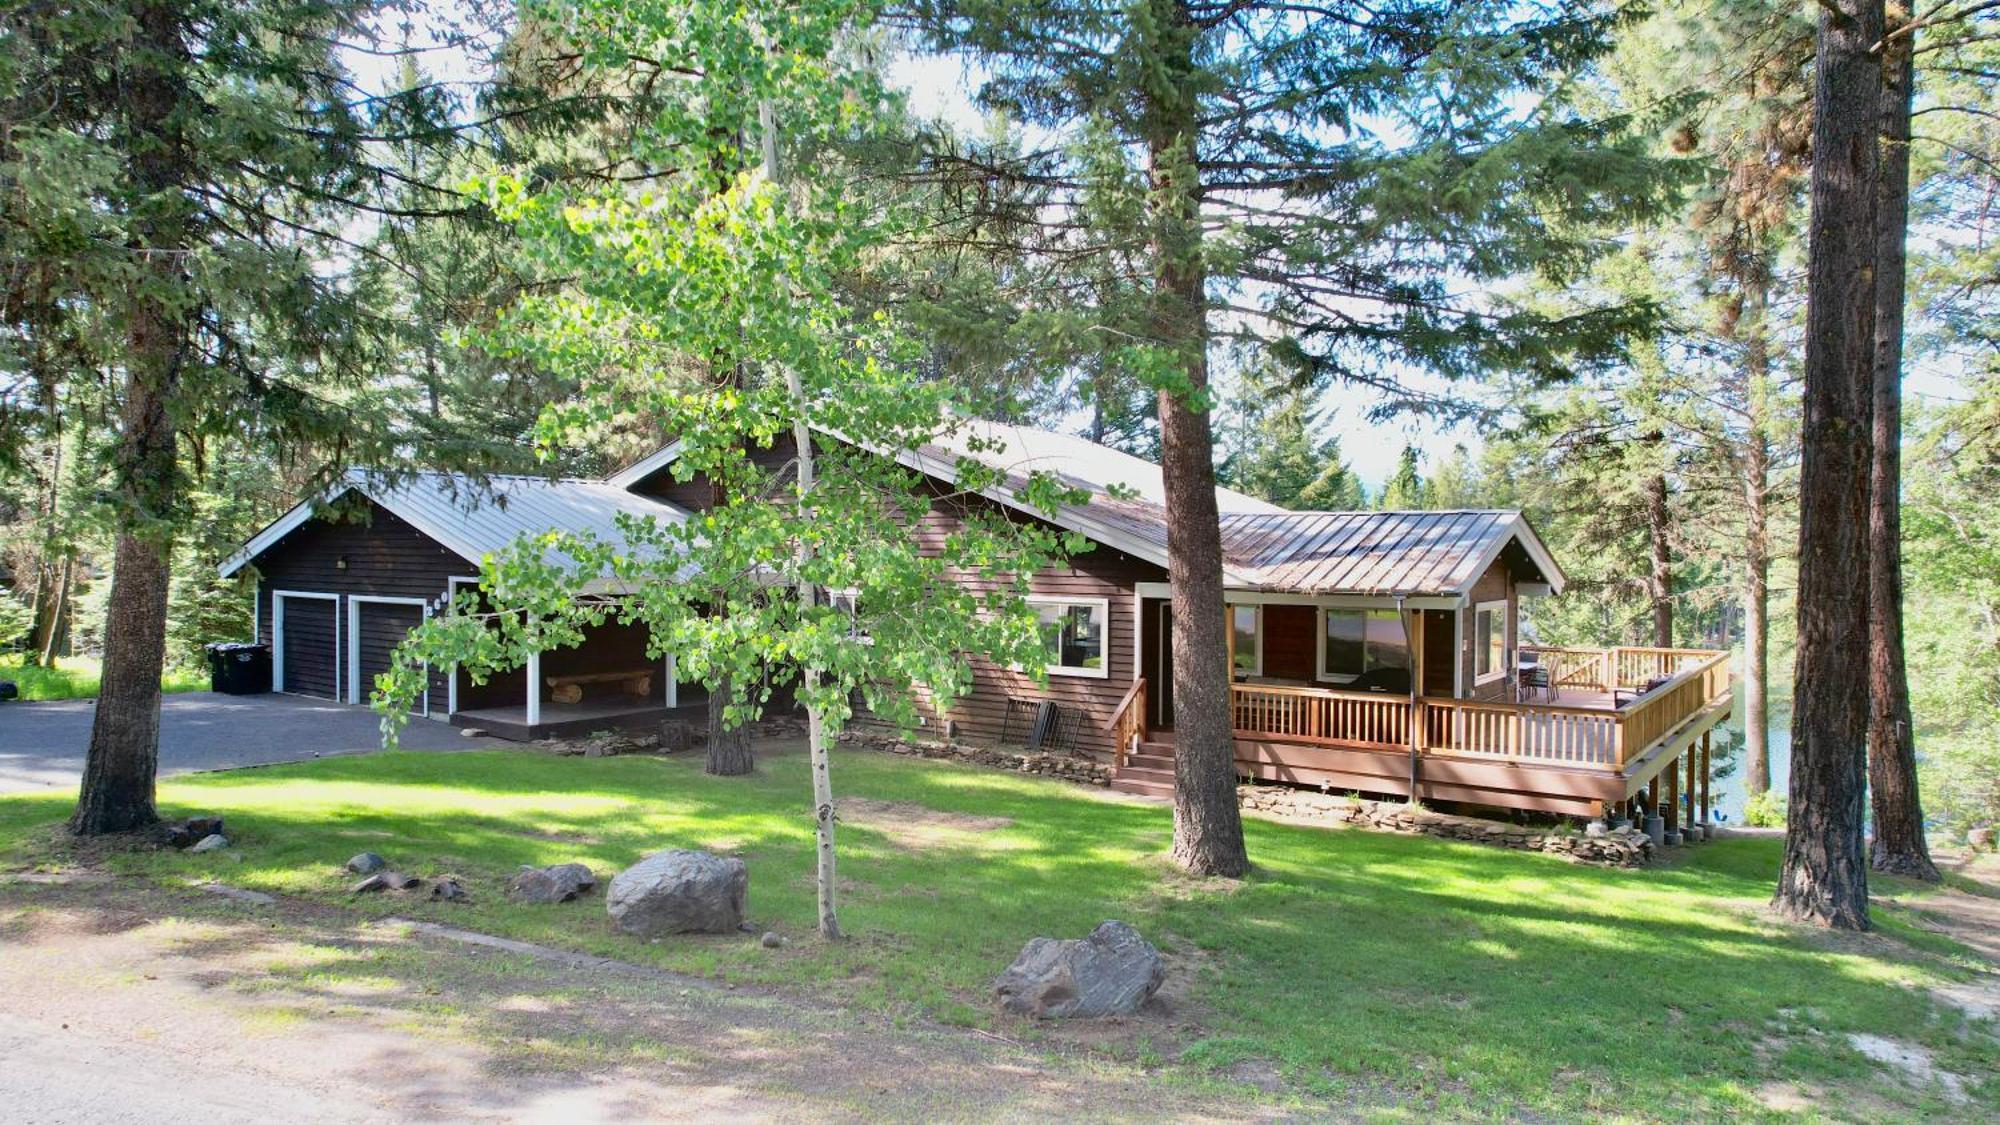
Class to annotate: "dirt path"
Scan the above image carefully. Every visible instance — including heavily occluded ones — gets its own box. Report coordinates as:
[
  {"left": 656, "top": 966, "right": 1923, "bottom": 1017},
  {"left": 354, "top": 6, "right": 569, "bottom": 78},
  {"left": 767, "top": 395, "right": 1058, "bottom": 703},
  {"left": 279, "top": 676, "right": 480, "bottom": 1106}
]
[{"left": 0, "top": 877, "right": 1303, "bottom": 1123}]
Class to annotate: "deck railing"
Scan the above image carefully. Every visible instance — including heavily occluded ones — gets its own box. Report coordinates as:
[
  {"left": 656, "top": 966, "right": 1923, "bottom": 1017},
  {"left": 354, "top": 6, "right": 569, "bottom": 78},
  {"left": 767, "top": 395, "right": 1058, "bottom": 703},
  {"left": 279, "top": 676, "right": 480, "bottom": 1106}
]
[
  {"left": 1518, "top": 644, "right": 1720, "bottom": 694},
  {"left": 1102, "top": 676, "right": 1148, "bottom": 769},
  {"left": 1228, "top": 646, "right": 1731, "bottom": 772}
]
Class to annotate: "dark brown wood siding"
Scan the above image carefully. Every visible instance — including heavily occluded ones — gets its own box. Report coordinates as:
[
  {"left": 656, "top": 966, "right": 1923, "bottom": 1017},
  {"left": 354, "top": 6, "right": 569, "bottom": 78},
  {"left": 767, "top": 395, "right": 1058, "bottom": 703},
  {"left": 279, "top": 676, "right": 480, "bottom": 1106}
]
[
  {"left": 861, "top": 486, "right": 1163, "bottom": 760},
  {"left": 1261, "top": 603, "right": 1319, "bottom": 681},
  {"left": 1421, "top": 608, "right": 1456, "bottom": 696},
  {"left": 252, "top": 499, "right": 474, "bottom": 716},
  {"left": 541, "top": 619, "right": 668, "bottom": 705},
  {"left": 625, "top": 434, "right": 798, "bottom": 511}
]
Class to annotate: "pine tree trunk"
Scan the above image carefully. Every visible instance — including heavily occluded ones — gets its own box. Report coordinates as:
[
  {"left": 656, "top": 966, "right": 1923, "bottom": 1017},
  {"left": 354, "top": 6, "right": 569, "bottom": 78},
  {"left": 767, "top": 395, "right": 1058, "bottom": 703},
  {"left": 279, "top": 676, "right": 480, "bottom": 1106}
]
[
  {"left": 71, "top": 0, "right": 191, "bottom": 836},
  {"left": 1143, "top": 0, "right": 1247, "bottom": 879},
  {"left": 1775, "top": 0, "right": 1881, "bottom": 930},
  {"left": 1646, "top": 470, "right": 1673, "bottom": 648},
  {"left": 27, "top": 383, "right": 69, "bottom": 667},
  {"left": 1742, "top": 277, "right": 1774, "bottom": 796},
  {"left": 1866, "top": 14, "right": 1937, "bottom": 882},
  {"left": 704, "top": 675, "right": 754, "bottom": 776},
  {"left": 1743, "top": 491, "right": 1772, "bottom": 796}
]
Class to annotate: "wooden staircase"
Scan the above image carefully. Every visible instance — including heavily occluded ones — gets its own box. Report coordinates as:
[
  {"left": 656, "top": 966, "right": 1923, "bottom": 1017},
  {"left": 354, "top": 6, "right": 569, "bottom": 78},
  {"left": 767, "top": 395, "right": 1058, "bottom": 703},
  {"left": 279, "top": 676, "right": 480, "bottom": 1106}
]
[{"left": 1110, "top": 739, "right": 1176, "bottom": 798}]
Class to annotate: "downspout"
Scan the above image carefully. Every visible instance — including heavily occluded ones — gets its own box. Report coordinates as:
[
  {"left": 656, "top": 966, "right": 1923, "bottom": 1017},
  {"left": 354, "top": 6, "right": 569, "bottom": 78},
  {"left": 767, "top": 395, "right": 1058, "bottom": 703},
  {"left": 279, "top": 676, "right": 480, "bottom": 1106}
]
[{"left": 1398, "top": 594, "right": 1421, "bottom": 805}]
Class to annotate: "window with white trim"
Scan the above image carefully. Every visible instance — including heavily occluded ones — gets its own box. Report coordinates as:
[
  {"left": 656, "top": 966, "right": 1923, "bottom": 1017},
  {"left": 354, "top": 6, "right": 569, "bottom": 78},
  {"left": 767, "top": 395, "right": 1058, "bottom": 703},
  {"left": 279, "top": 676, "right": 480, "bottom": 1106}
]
[
  {"left": 1474, "top": 600, "right": 1506, "bottom": 682},
  {"left": 827, "top": 588, "right": 872, "bottom": 643},
  {"left": 1318, "top": 608, "right": 1410, "bottom": 683},
  {"left": 1229, "top": 604, "right": 1261, "bottom": 677},
  {"left": 1032, "top": 598, "right": 1109, "bottom": 678}
]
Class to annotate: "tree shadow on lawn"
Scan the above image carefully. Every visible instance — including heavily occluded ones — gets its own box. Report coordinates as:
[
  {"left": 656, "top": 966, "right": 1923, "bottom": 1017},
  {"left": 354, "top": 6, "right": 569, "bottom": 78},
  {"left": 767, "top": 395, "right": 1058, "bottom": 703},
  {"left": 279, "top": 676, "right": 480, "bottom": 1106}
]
[
  {"left": 6, "top": 747, "right": 1995, "bottom": 1119},
  {"left": 2, "top": 883, "right": 1273, "bottom": 1122}
]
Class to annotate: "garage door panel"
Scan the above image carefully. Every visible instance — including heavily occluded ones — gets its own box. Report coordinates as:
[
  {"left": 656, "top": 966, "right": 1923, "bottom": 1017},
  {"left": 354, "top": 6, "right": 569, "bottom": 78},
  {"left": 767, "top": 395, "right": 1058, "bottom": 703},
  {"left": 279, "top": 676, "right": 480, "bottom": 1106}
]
[
  {"left": 278, "top": 597, "right": 339, "bottom": 699},
  {"left": 355, "top": 601, "right": 424, "bottom": 707}
]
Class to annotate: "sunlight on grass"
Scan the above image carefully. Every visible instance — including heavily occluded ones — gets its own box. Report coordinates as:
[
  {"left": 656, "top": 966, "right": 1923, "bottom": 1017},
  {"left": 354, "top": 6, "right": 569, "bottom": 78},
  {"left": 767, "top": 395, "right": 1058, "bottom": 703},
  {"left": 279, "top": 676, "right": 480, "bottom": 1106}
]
[
  {"left": 2, "top": 745, "right": 1994, "bottom": 1119},
  {"left": 0, "top": 655, "right": 207, "bottom": 701}
]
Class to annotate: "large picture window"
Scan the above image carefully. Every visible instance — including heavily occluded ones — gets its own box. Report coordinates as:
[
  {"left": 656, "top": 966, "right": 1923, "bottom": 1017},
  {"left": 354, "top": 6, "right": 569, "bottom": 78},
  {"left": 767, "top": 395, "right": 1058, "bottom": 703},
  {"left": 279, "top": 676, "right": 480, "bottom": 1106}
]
[
  {"left": 1474, "top": 600, "right": 1506, "bottom": 682},
  {"left": 1032, "top": 598, "right": 1109, "bottom": 678},
  {"left": 1318, "top": 608, "right": 1409, "bottom": 685}
]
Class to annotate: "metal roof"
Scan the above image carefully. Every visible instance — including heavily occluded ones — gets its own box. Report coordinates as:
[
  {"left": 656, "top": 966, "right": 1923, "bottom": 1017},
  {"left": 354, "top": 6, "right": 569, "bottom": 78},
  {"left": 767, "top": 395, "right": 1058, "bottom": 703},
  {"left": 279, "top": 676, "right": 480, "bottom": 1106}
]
[
  {"left": 606, "top": 419, "right": 1564, "bottom": 598},
  {"left": 218, "top": 469, "right": 690, "bottom": 579},
  {"left": 1218, "top": 509, "right": 1563, "bottom": 597}
]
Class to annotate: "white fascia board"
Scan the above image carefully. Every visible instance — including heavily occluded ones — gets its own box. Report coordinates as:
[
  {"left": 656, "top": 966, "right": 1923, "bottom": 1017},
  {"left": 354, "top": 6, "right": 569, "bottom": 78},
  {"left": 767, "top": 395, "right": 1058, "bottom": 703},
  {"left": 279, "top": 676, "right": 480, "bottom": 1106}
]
[{"left": 607, "top": 439, "right": 686, "bottom": 489}]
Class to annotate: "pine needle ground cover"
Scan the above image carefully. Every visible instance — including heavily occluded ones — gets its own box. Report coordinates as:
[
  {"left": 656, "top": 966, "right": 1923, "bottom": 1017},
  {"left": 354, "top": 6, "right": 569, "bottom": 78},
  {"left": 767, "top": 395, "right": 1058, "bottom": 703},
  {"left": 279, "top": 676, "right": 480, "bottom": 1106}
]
[{"left": 1, "top": 745, "right": 1991, "bottom": 1120}]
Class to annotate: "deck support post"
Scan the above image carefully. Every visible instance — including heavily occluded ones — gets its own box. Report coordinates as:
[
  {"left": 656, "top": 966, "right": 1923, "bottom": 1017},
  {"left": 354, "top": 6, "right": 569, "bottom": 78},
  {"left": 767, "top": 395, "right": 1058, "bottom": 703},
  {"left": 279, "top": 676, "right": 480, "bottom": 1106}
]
[
  {"left": 1698, "top": 731, "right": 1712, "bottom": 841},
  {"left": 525, "top": 648, "right": 542, "bottom": 728},
  {"left": 1644, "top": 775, "right": 1664, "bottom": 846},
  {"left": 1684, "top": 749, "right": 1698, "bottom": 843},
  {"left": 1664, "top": 755, "right": 1681, "bottom": 845}
]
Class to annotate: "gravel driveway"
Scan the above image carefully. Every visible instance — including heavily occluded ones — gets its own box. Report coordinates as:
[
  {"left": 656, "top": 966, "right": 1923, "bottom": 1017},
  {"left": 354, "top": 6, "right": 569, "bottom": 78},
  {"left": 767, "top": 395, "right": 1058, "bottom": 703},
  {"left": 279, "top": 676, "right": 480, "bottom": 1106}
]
[{"left": 0, "top": 692, "right": 503, "bottom": 794}]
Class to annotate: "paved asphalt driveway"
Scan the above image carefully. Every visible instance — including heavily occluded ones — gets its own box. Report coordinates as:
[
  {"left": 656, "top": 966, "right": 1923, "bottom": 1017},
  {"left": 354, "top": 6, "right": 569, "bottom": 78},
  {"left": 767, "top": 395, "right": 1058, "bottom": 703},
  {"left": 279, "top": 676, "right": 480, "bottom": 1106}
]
[{"left": 0, "top": 692, "right": 505, "bottom": 794}]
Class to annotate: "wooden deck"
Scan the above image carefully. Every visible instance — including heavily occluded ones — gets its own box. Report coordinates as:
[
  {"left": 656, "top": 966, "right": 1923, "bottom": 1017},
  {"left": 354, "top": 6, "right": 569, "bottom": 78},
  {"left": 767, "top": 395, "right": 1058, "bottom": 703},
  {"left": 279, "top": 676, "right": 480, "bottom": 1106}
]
[
  {"left": 451, "top": 698, "right": 706, "bottom": 742},
  {"left": 1106, "top": 646, "right": 1734, "bottom": 819}
]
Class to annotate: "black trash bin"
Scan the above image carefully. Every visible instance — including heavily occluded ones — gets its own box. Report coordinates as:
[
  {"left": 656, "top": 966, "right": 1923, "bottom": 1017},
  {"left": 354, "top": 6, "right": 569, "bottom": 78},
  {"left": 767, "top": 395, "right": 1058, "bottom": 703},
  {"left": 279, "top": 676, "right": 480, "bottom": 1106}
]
[{"left": 205, "top": 642, "right": 272, "bottom": 695}]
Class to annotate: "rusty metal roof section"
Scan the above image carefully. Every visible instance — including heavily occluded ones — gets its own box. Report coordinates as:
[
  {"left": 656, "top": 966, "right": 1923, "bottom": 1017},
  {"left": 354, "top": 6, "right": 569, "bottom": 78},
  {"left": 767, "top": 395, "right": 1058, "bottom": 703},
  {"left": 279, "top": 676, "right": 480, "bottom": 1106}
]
[{"left": 1217, "top": 509, "right": 1563, "bottom": 597}]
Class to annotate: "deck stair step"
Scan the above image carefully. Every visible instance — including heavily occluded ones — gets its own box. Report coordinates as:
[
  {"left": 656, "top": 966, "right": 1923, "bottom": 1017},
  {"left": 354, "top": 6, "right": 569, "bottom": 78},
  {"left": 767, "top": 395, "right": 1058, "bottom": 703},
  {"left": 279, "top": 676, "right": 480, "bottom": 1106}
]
[
  {"left": 1109, "top": 775, "right": 1176, "bottom": 798},
  {"left": 1111, "top": 740, "right": 1178, "bottom": 797}
]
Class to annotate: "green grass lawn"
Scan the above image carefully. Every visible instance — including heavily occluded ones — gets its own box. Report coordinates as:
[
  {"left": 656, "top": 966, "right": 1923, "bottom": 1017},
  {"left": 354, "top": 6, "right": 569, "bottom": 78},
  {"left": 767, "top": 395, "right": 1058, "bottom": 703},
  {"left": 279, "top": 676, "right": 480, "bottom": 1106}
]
[
  {"left": 0, "top": 655, "right": 208, "bottom": 700},
  {"left": 1, "top": 744, "right": 1992, "bottom": 1120}
]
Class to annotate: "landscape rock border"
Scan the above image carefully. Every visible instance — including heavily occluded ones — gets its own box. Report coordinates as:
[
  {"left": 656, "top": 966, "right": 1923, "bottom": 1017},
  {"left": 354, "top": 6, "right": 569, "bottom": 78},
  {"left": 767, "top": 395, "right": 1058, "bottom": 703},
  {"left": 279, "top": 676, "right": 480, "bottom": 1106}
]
[{"left": 1237, "top": 788, "right": 1655, "bottom": 867}]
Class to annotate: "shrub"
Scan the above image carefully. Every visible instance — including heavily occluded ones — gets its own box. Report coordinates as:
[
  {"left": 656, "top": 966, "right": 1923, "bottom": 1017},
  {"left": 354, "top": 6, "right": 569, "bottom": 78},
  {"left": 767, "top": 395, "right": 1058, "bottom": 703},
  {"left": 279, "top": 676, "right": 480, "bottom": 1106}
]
[{"left": 1743, "top": 790, "right": 1788, "bottom": 828}]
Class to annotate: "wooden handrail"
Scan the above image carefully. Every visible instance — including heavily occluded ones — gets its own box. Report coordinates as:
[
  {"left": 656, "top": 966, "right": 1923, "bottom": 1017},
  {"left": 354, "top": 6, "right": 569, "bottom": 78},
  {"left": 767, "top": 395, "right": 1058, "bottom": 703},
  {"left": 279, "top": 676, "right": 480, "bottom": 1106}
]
[
  {"left": 1101, "top": 677, "right": 1147, "bottom": 732},
  {"left": 1105, "top": 677, "right": 1147, "bottom": 769}
]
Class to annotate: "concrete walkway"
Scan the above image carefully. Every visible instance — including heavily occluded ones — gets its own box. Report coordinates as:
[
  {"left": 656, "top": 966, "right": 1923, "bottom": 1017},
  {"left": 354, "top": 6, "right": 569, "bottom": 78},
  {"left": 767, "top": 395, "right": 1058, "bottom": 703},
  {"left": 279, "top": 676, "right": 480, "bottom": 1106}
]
[{"left": 0, "top": 692, "right": 503, "bottom": 794}]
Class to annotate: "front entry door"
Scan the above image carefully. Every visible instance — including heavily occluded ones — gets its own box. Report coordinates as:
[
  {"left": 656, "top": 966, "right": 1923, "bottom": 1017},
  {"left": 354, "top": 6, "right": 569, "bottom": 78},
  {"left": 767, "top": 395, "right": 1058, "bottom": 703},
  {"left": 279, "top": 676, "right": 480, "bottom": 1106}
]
[{"left": 1154, "top": 602, "right": 1174, "bottom": 728}]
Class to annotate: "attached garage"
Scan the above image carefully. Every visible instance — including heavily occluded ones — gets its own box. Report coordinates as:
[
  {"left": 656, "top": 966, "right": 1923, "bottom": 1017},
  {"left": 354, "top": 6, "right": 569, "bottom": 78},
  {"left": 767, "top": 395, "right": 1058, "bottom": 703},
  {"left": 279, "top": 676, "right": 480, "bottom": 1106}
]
[
  {"left": 272, "top": 591, "right": 341, "bottom": 699},
  {"left": 218, "top": 468, "right": 696, "bottom": 737}
]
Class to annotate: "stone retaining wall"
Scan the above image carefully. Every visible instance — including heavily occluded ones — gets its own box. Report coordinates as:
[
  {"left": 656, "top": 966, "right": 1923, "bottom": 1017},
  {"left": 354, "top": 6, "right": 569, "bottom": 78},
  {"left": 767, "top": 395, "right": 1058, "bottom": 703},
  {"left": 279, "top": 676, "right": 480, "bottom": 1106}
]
[
  {"left": 839, "top": 732, "right": 1113, "bottom": 786},
  {"left": 1238, "top": 786, "right": 1654, "bottom": 866}
]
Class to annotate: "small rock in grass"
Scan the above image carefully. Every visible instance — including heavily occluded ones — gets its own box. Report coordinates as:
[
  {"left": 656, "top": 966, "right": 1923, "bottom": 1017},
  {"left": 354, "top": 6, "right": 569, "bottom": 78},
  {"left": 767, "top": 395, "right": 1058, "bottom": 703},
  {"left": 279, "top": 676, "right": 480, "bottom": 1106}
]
[
  {"left": 345, "top": 852, "right": 387, "bottom": 875},
  {"left": 189, "top": 834, "right": 230, "bottom": 854},
  {"left": 430, "top": 877, "right": 469, "bottom": 903},
  {"left": 760, "top": 931, "right": 784, "bottom": 949},
  {"left": 507, "top": 863, "right": 597, "bottom": 904},
  {"left": 460, "top": 727, "right": 488, "bottom": 738},
  {"left": 162, "top": 824, "right": 195, "bottom": 849}
]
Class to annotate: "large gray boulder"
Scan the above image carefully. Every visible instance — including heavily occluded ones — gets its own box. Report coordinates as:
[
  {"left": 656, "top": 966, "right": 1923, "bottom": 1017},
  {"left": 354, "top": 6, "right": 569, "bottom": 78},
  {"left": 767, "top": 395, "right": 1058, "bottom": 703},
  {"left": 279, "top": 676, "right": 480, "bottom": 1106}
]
[
  {"left": 508, "top": 863, "right": 597, "bottom": 904},
  {"left": 993, "top": 920, "right": 1165, "bottom": 1019},
  {"left": 606, "top": 849, "right": 747, "bottom": 936}
]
